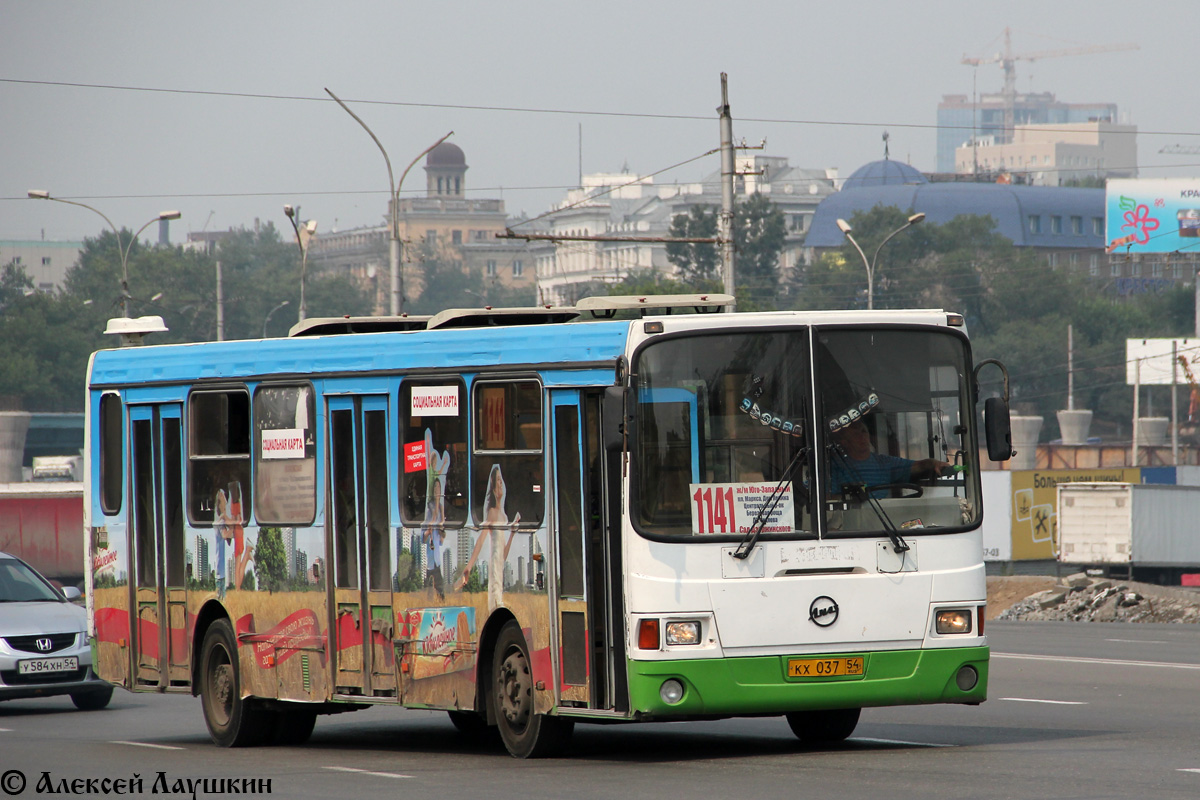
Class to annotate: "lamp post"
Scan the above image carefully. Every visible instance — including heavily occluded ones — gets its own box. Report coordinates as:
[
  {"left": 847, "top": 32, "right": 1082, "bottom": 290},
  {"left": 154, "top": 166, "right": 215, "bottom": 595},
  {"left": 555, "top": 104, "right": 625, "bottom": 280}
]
[
  {"left": 325, "top": 87, "right": 452, "bottom": 316},
  {"left": 263, "top": 300, "right": 291, "bottom": 338},
  {"left": 284, "top": 205, "right": 317, "bottom": 322},
  {"left": 836, "top": 212, "right": 925, "bottom": 310},
  {"left": 28, "top": 190, "right": 180, "bottom": 317}
]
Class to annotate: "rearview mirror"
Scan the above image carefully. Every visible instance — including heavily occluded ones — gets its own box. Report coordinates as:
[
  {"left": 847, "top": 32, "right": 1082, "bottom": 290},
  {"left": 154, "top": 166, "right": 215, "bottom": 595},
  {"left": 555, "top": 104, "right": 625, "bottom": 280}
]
[
  {"left": 602, "top": 385, "right": 631, "bottom": 453},
  {"left": 984, "top": 396, "right": 1014, "bottom": 462}
]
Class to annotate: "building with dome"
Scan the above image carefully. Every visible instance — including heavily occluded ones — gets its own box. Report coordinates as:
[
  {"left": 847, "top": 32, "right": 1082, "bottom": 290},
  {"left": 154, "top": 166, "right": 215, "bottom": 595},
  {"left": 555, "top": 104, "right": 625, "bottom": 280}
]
[
  {"left": 307, "top": 142, "right": 533, "bottom": 312},
  {"left": 804, "top": 158, "right": 1193, "bottom": 293}
]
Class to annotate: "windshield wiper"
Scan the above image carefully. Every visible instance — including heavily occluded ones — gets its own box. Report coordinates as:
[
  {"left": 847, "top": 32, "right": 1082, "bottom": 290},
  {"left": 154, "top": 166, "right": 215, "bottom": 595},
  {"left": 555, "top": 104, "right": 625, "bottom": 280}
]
[
  {"left": 732, "top": 445, "right": 808, "bottom": 560},
  {"left": 828, "top": 444, "right": 910, "bottom": 554}
]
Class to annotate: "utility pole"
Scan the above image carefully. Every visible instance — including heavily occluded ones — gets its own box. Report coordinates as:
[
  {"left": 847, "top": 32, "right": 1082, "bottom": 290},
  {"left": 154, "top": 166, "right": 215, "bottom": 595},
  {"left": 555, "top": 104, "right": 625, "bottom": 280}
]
[
  {"left": 215, "top": 260, "right": 225, "bottom": 341},
  {"left": 719, "top": 73, "right": 737, "bottom": 309}
]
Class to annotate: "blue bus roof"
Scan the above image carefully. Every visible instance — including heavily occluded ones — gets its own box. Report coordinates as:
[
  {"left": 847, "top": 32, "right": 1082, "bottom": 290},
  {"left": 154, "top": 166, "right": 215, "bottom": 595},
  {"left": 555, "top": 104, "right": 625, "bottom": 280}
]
[{"left": 88, "top": 318, "right": 633, "bottom": 388}]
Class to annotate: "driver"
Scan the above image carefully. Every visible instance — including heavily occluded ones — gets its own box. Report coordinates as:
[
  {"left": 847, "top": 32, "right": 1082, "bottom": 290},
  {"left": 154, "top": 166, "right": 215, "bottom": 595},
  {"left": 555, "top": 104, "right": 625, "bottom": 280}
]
[{"left": 829, "top": 419, "right": 948, "bottom": 498}]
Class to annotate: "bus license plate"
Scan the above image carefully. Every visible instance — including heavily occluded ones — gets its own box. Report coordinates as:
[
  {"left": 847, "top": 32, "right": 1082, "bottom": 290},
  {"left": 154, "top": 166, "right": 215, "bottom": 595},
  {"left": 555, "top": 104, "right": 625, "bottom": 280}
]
[
  {"left": 787, "top": 656, "right": 863, "bottom": 679},
  {"left": 17, "top": 656, "right": 78, "bottom": 675}
]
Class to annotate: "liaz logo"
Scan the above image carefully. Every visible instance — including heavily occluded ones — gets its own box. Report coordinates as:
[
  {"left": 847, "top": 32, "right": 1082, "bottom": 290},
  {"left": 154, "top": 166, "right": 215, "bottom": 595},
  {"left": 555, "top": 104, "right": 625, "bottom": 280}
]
[{"left": 808, "top": 596, "right": 839, "bottom": 627}]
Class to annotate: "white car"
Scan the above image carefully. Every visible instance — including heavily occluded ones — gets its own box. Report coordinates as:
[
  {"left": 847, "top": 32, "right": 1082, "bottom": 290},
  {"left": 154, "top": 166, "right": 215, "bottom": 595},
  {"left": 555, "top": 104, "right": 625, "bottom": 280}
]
[{"left": 0, "top": 551, "right": 112, "bottom": 709}]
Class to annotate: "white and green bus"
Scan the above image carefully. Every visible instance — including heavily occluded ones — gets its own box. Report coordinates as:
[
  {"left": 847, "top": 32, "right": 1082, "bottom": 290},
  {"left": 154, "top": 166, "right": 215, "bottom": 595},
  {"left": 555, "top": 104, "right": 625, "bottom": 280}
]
[{"left": 85, "top": 297, "right": 1012, "bottom": 757}]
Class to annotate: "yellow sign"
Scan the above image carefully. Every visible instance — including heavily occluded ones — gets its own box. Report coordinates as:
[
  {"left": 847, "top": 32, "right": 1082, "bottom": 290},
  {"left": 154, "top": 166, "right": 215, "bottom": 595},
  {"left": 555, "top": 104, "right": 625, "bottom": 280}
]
[{"left": 1010, "top": 468, "right": 1141, "bottom": 560}]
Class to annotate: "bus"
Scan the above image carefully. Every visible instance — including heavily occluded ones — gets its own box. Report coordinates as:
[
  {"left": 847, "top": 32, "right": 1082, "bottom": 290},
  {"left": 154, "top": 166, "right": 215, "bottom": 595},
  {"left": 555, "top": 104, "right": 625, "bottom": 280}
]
[{"left": 84, "top": 296, "right": 1013, "bottom": 758}]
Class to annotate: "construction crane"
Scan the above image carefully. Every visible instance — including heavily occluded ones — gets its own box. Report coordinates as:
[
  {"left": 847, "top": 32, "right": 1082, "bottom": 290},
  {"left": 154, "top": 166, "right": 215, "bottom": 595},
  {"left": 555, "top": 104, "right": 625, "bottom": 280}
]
[
  {"left": 962, "top": 27, "right": 1139, "bottom": 143},
  {"left": 1160, "top": 144, "right": 1200, "bottom": 155},
  {"left": 1178, "top": 354, "right": 1200, "bottom": 427}
]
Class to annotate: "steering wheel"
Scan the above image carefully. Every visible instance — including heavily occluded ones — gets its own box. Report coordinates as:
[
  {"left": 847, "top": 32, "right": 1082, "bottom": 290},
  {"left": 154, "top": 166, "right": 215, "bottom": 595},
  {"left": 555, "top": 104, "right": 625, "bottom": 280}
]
[{"left": 863, "top": 482, "right": 923, "bottom": 499}]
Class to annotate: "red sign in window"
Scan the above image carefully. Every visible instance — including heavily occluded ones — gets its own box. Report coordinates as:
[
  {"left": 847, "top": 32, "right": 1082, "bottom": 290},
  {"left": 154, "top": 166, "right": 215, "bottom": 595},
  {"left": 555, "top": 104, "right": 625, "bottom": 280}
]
[{"left": 404, "top": 440, "right": 427, "bottom": 473}]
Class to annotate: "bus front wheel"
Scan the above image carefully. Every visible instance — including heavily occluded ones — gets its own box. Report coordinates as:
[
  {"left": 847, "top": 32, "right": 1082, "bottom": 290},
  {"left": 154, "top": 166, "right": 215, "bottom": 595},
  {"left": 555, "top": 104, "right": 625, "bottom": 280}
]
[
  {"left": 785, "top": 708, "right": 861, "bottom": 744},
  {"left": 492, "top": 621, "right": 573, "bottom": 758},
  {"left": 200, "top": 618, "right": 270, "bottom": 747}
]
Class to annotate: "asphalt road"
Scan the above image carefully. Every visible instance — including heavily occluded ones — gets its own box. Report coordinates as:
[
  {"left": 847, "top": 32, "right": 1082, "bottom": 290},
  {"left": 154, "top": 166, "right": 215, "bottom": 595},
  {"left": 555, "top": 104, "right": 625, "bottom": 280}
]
[{"left": 2, "top": 622, "right": 1199, "bottom": 800}]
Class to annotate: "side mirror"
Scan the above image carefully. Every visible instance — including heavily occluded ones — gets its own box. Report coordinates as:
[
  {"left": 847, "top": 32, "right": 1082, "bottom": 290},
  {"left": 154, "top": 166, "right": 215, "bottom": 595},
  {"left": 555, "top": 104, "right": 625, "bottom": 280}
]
[
  {"left": 602, "top": 385, "right": 631, "bottom": 453},
  {"left": 62, "top": 586, "right": 82, "bottom": 601},
  {"left": 984, "top": 396, "right": 1014, "bottom": 462}
]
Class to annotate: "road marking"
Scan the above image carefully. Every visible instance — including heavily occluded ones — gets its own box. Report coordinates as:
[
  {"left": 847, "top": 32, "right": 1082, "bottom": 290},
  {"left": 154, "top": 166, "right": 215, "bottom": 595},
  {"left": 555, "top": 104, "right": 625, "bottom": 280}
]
[
  {"left": 1104, "top": 638, "right": 1167, "bottom": 644},
  {"left": 323, "top": 767, "right": 412, "bottom": 780},
  {"left": 852, "top": 737, "right": 954, "bottom": 748},
  {"left": 112, "top": 741, "right": 184, "bottom": 750},
  {"left": 0, "top": 728, "right": 11, "bottom": 732},
  {"left": 994, "top": 652, "right": 1200, "bottom": 671},
  {"left": 1178, "top": 769, "right": 1200, "bottom": 774},
  {"left": 1000, "top": 697, "right": 1088, "bottom": 705}
]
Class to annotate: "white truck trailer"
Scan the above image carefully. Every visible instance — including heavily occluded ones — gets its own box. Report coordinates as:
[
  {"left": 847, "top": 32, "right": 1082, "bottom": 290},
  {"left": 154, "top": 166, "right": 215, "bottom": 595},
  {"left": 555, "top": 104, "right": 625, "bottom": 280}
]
[{"left": 1057, "top": 482, "right": 1200, "bottom": 582}]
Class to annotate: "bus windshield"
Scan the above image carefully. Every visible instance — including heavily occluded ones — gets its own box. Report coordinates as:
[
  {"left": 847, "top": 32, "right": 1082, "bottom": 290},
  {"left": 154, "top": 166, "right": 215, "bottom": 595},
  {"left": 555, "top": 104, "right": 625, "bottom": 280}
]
[
  {"left": 818, "top": 327, "right": 978, "bottom": 535},
  {"left": 633, "top": 330, "right": 814, "bottom": 538}
]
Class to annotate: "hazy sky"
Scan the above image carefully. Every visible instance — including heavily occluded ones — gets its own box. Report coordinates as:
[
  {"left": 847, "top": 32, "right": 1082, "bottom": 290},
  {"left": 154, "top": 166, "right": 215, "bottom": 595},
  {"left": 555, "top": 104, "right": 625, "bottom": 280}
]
[{"left": 3, "top": 1, "right": 1196, "bottom": 245}]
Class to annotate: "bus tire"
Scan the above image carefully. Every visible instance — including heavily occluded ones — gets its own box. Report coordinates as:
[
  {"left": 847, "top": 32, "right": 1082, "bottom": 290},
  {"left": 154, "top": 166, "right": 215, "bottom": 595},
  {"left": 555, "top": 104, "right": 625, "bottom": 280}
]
[
  {"left": 70, "top": 686, "right": 113, "bottom": 711},
  {"left": 267, "top": 705, "right": 318, "bottom": 745},
  {"left": 492, "top": 620, "right": 573, "bottom": 758},
  {"left": 447, "top": 710, "right": 499, "bottom": 745},
  {"left": 199, "top": 619, "right": 270, "bottom": 747},
  {"left": 785, "top": 708, "right": 861, "bottom": 744}
]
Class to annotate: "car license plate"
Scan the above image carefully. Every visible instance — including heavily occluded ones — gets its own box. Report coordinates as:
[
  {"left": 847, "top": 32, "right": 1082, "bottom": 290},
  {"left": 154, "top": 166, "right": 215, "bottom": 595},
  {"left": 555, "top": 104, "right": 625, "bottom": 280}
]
[
  {"left": 787, "top": 656, "right": 864, "bottom": 679},
  {"left": 17, "top": 656, "right": 78, "bottom": 675}
]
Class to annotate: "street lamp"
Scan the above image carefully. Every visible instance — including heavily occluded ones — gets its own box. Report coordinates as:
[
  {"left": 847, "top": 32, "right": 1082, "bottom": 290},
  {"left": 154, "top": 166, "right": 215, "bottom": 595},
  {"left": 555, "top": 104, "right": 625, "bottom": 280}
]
[
  {"left": 835, "top": 213, "right": 925, "bottom": 310},
  {"left": 325, "top": 87, "right": 452, "bottom": 316},
  {"left": 28, "top": 190, "right": 180, "bottom": 317},
  {"left": 263, "top": 300, "right": 291, "bottom": 338},
  {"left": 284, "top": 205, "right": 317, "bottom": 322}
]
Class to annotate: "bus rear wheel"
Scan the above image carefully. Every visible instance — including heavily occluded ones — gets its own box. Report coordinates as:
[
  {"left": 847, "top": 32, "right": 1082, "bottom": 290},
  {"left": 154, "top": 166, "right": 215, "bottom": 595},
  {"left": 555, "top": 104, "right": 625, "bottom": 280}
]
[
  {"left": 492, "top": 621, "right": 573, "bottom": 758},
  {"left": 200, "top": 618, "right": 270, "bottom": 747},
  {"left": 785, "top": 708, "right": 861, "bottom": 744}
]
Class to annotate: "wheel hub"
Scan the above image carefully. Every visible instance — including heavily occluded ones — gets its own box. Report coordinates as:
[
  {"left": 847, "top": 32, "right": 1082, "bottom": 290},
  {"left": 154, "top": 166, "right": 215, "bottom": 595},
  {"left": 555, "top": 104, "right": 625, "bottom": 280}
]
[{"left": 497, "top": 649, "right": 531, "bottom": 729}]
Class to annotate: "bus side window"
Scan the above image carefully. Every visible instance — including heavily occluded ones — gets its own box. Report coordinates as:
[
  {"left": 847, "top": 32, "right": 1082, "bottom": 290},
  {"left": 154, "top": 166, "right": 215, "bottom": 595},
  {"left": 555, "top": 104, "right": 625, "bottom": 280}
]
[
  {"left": 99, "top": 392, "right": 123, "bottom": 514},
  {"left": 253, "top": 384, "right": 317, "bottom": 525},
  {"left": 399, "top": 379, "right": 469, "bottom": 527},
  {"left": 188, "top": 389, "right": 252, "bottom": 525},
  {"left": 471, "top": 379, "right": 544, "bottom": 528}
]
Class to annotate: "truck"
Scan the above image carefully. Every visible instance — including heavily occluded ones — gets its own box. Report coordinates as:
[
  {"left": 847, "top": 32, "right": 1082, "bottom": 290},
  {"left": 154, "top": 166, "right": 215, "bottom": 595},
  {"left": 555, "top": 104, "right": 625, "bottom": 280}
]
[{"left": 1057, "top": 482, "right": 1200, "bottom": 584}]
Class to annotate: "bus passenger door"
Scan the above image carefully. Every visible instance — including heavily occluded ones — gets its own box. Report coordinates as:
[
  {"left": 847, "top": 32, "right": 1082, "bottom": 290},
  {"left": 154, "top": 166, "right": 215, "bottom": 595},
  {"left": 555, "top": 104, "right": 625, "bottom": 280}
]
[
  {"left": 327, "top": 395, "right": 396, "bottom": 698},
  {"left": 550, "top": 390, "right": 617, "bottom": 711},
  {"left": 129, "top": 403, "right": 189, "bottom": 690}
]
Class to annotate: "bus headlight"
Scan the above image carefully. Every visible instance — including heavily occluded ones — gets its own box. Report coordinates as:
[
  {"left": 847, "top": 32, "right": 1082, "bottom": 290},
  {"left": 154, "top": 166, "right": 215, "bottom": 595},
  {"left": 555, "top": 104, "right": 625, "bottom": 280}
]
[
  {"left": 665, "top": 621, "right": 701, "bottom": 646},
  {"left": 660, "top": 679, "right": 685, "bottom": 704},
  {"left": 935, "top": 609, "right": 973, "bottom": 634}
]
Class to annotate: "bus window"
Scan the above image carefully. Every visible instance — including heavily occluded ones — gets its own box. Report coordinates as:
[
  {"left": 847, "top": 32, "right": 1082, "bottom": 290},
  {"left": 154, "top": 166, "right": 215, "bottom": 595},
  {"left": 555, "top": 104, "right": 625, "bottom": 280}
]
[
  {"left": 472, "top": 379, "right": 544, "bottom": 528},
  {"left": 99, "top": 393, "right": 123, "bottom": 514},
  {"left": 400, "top": 380, "right": 468, "bottom": 527},
  {"left": 633, "top": 331, "right": 813, "bottom": 538},
  {"left": 818, "top": 329, "right": 977, "bottom": 533},
  {"left": 253, "top": 384, "right": 316, "bottom": 525},
  {"left": 188, "top": 389, "right": 252, "bottom": 525}
]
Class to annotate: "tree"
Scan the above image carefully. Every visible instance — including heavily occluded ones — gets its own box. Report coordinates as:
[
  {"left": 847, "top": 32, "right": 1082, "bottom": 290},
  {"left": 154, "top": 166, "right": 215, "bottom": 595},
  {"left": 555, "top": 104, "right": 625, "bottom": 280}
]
[
  {"left": 665, "top": 205, "right": 719, "bottom": 285},
  {"left": 253, "top": 527, "right": 288, "bottom": 593},
  {"left": 664, "top": 195, "right": 786, "bottom": 305},
  {"left": 734, "top": 193, "right": 787, "bottom": 308}
]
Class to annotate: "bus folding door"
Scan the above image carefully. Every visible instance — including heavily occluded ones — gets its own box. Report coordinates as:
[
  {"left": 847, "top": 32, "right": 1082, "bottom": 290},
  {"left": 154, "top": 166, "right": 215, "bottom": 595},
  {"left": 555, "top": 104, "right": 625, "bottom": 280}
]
[
  {"left": 129, "top": 403, "right": 190, "bottom": 690},
  {"left": 327, "top": 395, "right": 396, "bottom": 698},
  {"left": 550, "top": 389, "right": 621, "bottom": 711}
]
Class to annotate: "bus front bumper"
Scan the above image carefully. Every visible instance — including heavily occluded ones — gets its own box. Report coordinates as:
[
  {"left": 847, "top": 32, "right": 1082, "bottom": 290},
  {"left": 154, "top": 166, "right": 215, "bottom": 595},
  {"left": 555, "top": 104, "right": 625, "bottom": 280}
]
[{"left": 627, "top": 646, "right": 988, "bottom": 718}]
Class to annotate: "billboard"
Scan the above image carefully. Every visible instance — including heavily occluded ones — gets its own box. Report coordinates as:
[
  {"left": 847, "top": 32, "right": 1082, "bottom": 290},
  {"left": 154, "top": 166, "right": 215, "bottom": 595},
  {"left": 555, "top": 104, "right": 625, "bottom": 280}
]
[
  {"left": 1125, "top": 338, "right": 1200, "bottom": 385},
  {"left": 1106, "top": 178, "right": 1200, "bottom": 254}
]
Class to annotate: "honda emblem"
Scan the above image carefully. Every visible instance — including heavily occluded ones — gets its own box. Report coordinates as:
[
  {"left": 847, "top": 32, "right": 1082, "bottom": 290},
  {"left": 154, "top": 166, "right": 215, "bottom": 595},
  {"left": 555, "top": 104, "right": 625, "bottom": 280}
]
[{"left": 36, "top": 637, "right": 53, "bottom": 652}]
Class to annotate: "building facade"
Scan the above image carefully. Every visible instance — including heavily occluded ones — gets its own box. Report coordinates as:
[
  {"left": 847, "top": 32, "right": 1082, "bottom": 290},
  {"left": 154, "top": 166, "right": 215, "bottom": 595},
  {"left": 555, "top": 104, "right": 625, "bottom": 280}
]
[
  {"left": 531, "top": 156, "right": 838, "bottom": 306},
  {"left": 0, "top": 240, "right": 83, "bottom": 292},
  {"left": 937, "top": 92, "right": 1119, "bottom": 174},
  {"left": 306, "top": 142, "right": 534, "bottom": 312},
  {"left": 954, "top": 121, "right": 1137, "bottom": 186}
]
